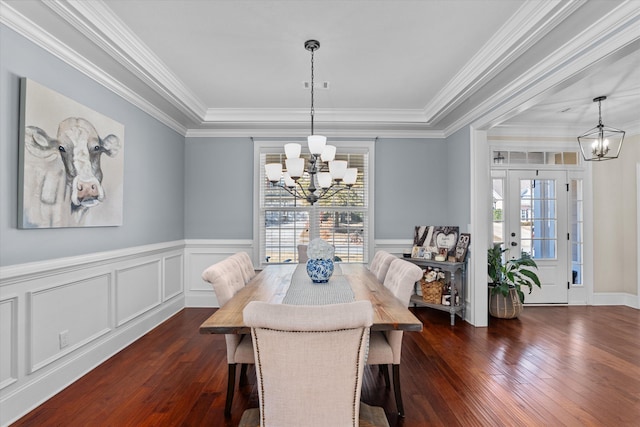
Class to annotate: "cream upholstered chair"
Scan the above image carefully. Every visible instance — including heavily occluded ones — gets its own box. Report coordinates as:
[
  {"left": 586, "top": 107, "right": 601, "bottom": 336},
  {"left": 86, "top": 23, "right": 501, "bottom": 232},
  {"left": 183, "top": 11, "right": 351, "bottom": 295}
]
[
  {"left": 230, "top": 251, "right": 256, "bottom": 284},
  {"left": 368, "top": 250, "right": 396, "bottom": 283},
  {"left": 297, "top": 244, "right": 309, "bottom": 263},
  {"left": 201, "top": 257, "right": 255, "bottom": 417},
  {"left": 366, "top": 258, "right": 423, "bottom": 417},
  {"left": 239, "top": 300, "right": 388, "bottom": 427}
]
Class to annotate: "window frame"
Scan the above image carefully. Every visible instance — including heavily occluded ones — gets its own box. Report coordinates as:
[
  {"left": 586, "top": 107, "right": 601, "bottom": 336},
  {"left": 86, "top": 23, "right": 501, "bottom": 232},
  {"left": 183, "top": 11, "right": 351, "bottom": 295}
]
[{"left": 253, "top": 139, "right": 375, "bottom": 268}]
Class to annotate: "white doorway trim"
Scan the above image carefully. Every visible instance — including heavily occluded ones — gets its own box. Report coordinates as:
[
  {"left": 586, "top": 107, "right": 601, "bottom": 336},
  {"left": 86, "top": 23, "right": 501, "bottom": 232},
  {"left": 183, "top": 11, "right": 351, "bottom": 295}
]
[
  {"left": 637, "top": 162, "right": 640, "bottom": 307},
  {"left": 469, "top": 127, "right": 490, "bottom": 327}
]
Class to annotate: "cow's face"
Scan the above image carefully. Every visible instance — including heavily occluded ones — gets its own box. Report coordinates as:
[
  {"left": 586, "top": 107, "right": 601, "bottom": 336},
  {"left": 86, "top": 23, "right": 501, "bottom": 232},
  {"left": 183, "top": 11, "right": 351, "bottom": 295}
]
[{"left": 25, "top": 117, "right": 121, "bottom": 210}]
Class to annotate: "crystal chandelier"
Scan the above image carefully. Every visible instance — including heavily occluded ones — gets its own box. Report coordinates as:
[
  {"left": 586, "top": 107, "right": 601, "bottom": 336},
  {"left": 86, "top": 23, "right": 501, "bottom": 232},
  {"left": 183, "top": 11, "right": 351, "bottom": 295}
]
[
  {"left": 264, "top": 40, "right": 357, "bottom": 205},
  {"left": 577, "top": 96, "right": 625, "bottom": 162}
]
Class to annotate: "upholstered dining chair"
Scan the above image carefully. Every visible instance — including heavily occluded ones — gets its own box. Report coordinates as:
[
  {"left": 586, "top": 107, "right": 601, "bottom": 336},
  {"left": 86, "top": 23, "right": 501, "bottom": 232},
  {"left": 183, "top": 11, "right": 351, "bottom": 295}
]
[
  {"left": 201, "top": 256, "right": 255, "bottom": 417},
  {"left": 368, "top": 250, "right": 396, "bottom": 283},
  {"left": 238, "top": 300, "right": 389, "bottom": 427},
  {"left": 366, "top": 258, "right": 423, "bottom": 417}
]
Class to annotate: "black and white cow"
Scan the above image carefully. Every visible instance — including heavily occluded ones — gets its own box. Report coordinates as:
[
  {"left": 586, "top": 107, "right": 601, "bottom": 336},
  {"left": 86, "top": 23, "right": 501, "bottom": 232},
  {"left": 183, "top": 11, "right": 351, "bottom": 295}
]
[{"left": 23, "top": 117, "right": 121, "bottom": 227}]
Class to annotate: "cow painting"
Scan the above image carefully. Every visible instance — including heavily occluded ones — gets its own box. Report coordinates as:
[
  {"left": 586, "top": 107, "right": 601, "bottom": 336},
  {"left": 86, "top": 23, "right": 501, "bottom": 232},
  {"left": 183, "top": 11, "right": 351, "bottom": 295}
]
[{"left": 21, "top": 117, "right": 122, "bottom": 228}]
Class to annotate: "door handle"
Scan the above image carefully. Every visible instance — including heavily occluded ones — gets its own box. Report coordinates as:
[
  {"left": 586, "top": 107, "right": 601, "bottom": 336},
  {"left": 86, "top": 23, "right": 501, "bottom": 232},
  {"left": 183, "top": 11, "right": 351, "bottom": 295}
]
[{"left": 510, "top": 242, "right": 518, "bottom": 247}]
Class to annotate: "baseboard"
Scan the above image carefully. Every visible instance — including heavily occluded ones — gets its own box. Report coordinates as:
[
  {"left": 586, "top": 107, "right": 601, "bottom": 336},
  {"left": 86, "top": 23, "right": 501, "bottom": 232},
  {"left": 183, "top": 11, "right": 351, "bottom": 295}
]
[{"left": 592, "top": 292, "right": 639, "bottom": 309}]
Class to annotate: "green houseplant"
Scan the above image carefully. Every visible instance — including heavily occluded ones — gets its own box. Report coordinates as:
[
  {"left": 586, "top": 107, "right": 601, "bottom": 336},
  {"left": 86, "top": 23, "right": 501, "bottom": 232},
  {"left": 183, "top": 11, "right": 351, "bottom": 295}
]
[{"left": 488, "top": 243, "right": 541, "bottom": 318}]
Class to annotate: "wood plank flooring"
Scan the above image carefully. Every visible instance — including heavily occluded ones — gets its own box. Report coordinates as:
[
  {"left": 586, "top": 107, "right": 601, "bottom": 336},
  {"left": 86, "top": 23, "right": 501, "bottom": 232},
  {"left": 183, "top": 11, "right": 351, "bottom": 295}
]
[{"left": 12, "top": 306, "right": 640, "bottom": 426}]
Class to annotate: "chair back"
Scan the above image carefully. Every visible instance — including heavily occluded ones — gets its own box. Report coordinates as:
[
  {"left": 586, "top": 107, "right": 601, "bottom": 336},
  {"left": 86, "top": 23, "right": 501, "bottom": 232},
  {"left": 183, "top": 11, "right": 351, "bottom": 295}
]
[
  {"left": 369, "top": 250, "right": 396, "bottom": 283},
  {"left": 243, "top": 300, "right": 373, "bottom": 427},
  {"left": 201, "top": 257, "right": 246, "bottom": 307},
  {"left": 297, "top": 244, "right": 309, "bottom": 263},
  {"left": 230, "top": 251, "right": 256, "bottom": 284},
  {"left": 383, "top": 258, "right": 423, "bottom": 307}
]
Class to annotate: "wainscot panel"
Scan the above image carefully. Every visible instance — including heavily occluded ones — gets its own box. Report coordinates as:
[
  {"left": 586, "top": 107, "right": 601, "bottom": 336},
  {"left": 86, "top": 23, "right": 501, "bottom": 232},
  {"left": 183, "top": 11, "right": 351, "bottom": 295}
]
[
  {"left": 0, "top": 241, "right": 184, "bottom": 427},
  {"left": 0, "top": 296, "right": 18, "bottom": 390},
  {"left": 164, "top": 253, "right": 184, "bottom": 301},
  {"left": 184, "top": 239, "right": 254, "bottom": 307},
  {"left": 115, "top": 261, "right": 161, "bottom": 327},
  {"left": 28, "top": 274, "right": 111, "bottom": 373}
]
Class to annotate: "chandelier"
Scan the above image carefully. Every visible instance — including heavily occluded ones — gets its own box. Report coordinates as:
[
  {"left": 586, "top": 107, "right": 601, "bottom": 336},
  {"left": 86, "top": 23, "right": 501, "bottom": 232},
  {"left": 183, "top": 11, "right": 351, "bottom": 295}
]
[
  {"left": 264, "top": 40, "right": 357, "bottom": 205},
  {"left": 577, "top": 96, "right": 625, "bottom": 162}
]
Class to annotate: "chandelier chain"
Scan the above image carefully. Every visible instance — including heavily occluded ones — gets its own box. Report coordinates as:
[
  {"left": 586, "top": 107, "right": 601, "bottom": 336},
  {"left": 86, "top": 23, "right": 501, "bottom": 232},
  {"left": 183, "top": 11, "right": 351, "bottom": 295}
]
[{"left": 310, "top": 47, "right": 315, "bottom": 135}]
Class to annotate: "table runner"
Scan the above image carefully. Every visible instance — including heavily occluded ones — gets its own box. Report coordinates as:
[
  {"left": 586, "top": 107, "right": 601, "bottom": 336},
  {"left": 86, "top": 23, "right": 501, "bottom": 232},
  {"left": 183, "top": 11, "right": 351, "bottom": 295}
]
[{"left": 282, "top": 264, "right": 355, "bottom": 305}]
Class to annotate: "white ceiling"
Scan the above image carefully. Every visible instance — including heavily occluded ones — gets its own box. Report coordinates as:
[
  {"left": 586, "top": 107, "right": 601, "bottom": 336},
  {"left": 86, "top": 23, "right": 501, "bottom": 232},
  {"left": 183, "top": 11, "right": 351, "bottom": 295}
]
[{"left": 2, "top": 0, "right": 639, "bottom": 138}]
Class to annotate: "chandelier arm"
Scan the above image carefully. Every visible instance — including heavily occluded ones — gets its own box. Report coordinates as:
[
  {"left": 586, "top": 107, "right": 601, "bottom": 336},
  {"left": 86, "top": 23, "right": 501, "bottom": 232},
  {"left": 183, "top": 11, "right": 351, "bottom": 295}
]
[
  {"left": 318, "top": 185, "right": 347, "bottom": 200},
  {"left": 295, "top": 180, "right": 312, "bottom": 200}
]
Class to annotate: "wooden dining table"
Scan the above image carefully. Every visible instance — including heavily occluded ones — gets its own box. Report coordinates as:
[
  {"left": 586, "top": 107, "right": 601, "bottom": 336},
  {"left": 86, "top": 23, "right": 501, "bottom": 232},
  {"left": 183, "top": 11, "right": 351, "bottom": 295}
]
[{"left": 199, "top": 263, "right": 423, "bottom": 334}]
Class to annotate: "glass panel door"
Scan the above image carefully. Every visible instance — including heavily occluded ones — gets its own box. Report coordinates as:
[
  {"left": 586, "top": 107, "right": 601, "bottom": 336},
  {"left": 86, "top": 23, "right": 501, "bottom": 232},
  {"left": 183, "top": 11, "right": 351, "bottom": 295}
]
[{"left": 508, "top": 170, "right": 568, "bottom": 304}]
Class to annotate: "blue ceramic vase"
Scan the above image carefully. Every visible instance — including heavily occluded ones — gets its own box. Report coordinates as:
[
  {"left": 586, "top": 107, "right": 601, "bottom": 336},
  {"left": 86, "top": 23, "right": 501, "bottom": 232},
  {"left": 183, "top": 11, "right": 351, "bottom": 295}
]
[{"left": 306, "top": 258, "right": 334, "bottom": 283}]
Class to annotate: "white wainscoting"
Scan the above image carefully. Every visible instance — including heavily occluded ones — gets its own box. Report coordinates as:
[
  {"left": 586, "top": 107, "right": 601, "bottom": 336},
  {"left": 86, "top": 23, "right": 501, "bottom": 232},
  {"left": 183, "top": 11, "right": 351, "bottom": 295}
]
[
  {"left": 0, "top": 241, "right": 185, "bottom": 427},
  {"left": 184, "top": 239, "right": 255, "bottom": 307}
]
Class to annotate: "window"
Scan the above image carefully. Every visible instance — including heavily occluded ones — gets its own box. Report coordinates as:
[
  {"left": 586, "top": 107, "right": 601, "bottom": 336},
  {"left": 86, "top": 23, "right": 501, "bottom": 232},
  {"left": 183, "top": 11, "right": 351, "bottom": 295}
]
[
  {"left": 570, "top": 179, "right": 583, "bottom": 285},
  {"left": 256, "top": 141, "right": 373, "bottom": 266},
  {"left": 491, "top": 150, "right": 580, "bottom": 165},
  {"left": 492, "top": 177, "right": 505, "bottom": 245}
]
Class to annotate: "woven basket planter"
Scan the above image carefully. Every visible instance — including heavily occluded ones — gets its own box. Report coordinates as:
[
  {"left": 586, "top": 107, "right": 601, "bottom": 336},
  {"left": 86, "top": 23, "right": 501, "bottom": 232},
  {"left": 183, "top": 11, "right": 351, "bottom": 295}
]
[{"left": 489, "top": 288, "right": 523, "bottom": 319}]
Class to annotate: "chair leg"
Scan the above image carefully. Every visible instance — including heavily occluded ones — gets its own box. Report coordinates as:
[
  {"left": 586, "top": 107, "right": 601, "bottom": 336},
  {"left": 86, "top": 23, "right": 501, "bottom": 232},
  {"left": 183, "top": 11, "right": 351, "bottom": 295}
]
[
  {"left": 392, "top": 364, "right": 404, "bottom": 417},
  {"left": 239, "top": 363, "right": 249, "bottom": 386},
  {"left": 225, "top": 364, "right": 237, "bottom": 417},
  {"left": 381, "top": 364, "right": 391, "bottom": 389}
]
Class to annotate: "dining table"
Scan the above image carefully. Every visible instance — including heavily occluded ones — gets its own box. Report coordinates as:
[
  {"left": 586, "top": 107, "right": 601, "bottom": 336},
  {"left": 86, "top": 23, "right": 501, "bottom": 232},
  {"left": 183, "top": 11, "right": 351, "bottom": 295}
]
[{"left": 199, "top": 263, "right": 423, "bottom": 335}]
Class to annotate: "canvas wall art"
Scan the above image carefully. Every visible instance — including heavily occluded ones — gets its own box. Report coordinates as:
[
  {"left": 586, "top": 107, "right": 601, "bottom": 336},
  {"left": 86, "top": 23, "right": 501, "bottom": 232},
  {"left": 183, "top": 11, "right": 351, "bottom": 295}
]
[{"left": 19, "top": 78, "right": 124, "bottom": 228}]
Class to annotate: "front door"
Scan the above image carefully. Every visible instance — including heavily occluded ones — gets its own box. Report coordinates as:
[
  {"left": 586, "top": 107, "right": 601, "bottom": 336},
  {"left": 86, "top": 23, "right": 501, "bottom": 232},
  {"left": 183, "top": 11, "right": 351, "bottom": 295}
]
[{"left": 507, "top": 170, "right": 569, "bottom": 304}]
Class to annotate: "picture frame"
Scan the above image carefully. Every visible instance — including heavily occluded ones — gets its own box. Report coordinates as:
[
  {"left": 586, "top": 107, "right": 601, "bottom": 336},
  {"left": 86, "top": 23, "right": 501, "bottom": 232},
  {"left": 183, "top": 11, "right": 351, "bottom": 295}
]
[
  {"left": 411, "top": 245, "right": 421, "bottom": 258},
  {"left": 413, "top": 225, "right": 460, "bottom": 258},
  {"left": 19, "top": 78, "right": 124, "bottom": 228},
  {"left": 455, "top": 233, "right": 471, "bottom": 262}
]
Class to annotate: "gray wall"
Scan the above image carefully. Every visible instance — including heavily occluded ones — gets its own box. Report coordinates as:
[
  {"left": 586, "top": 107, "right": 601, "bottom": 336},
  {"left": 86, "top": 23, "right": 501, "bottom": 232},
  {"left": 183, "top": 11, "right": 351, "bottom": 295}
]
[
  {"left": 0, "top": 25, "right": 185, "bottom": 266},
  {"left": 184, "top": 137, "right": 254, "bottom": 239},
  {"left": 374, "top": 138, "right": 451, "bottom": 239},
  {"left": 445, "top": 126, "right": 471, "bottom": 231}
]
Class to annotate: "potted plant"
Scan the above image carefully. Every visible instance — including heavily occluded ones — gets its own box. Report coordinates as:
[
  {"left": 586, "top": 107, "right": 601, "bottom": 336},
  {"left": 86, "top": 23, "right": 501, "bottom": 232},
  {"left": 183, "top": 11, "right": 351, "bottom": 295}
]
[{"left": 488, "top": 243, "right": 541, "bottom": 319}]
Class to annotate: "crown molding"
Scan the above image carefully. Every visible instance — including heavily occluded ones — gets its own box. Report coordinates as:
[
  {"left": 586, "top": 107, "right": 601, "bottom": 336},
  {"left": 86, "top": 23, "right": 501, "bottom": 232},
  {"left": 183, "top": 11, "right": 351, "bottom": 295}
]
[
  {"left": 203, "top": 107, "right": 429, "bottom": 123},
  {"left": 0, "top": 2, "right": 188, "bottom": 136},
  {"left": 421, "top": 0, "right": 585, "bottom": 124},
  {"left": 185, "top": 126, "right": 445, "bottom": 139},
  {"left": 45, "top": 0, "right": 206, "bottom": 122},
  {"left": 448, "top": 1, "right": 640, "bottom": 137}
]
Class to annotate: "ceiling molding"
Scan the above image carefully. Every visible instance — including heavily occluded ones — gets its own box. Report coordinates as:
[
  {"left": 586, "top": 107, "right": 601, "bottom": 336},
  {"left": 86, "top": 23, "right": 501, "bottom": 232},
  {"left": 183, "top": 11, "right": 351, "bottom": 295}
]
[
  {"left": 454, "top": 1, "right": 640, "bottom": 136},
  {"left": 422, "top": 0, "right": 586, "bottom": 125},
  {"left": 0, "top": 2, "right": 188, "bottom": 136},
  {"left": 3, "top": 1, "right": 637, "bottom": 140},
  {"left": 203, "top": 108, "right": 429, "bottom": 123},
  {"left": 185, "top": 126, "right": 446, "bottom": 139},
  {"left": 46, "top": 0, "right": 206, "bottom": 122}
]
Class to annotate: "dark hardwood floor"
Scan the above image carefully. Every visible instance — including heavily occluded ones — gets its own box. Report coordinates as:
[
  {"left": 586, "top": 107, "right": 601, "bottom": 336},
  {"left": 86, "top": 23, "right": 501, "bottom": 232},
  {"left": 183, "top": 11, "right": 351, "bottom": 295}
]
[{"left": 12, "top": 306, "right": 640, "bottom": 426}]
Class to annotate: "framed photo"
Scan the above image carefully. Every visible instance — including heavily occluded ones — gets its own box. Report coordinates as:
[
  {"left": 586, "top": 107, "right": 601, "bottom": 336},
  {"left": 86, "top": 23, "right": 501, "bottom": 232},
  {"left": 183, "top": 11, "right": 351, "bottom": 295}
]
[
  {"left": 455, "top": 233, "right": 471, "bottom": 262},
  {"left": 411, "top": 245, "right": 421, "bottom": 258},
  {"left": 423, "top": 251, "right": 432, "bottom": 260}
]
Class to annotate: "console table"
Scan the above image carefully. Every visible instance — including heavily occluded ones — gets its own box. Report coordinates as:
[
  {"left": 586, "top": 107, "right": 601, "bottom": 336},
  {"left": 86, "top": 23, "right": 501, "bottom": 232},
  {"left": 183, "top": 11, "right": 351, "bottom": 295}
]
[{"left": 405, "top": 258, "right": 467, "bottom": 325}]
